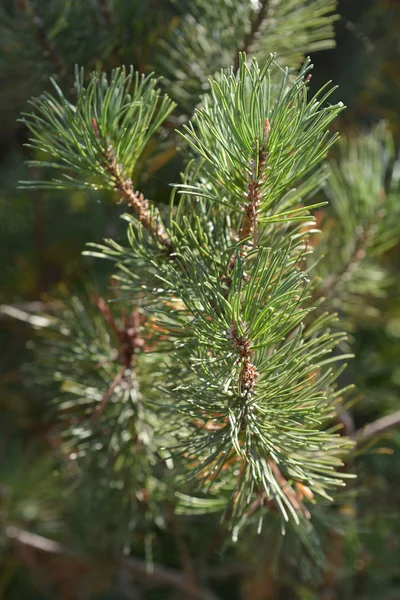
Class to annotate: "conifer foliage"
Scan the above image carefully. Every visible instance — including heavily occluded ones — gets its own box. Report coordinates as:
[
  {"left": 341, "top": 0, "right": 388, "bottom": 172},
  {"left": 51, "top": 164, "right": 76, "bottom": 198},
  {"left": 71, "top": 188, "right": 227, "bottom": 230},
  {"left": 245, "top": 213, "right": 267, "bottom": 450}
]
[{"left": 21, "top": 50, "right": 354, "bottom": 539}]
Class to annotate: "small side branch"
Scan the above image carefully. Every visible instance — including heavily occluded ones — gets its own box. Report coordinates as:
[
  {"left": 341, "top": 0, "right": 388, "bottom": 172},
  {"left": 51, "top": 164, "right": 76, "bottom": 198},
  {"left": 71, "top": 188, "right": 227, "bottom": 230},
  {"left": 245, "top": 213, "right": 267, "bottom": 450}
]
[
  {"left": 243, "top": 461, "right": 312, "bottom": 520},
  {"left": 6, "top": 526, "right": 66, "bottom": 555},
  {"left": 354, "top": 410, "right": 400, "bottom": 445},
  {"left": 335, "top": 405, "right": 355, "bottom": 438},
  {"left": 322, "top": 227, "right": 369, "bottom": 299},
  {"left": 91, "top": 367, "right": 125, "bottom": 423},
  {"left": 91, "top": 299, "right": 146, "bottom": 422},
  {"left": 0, "top": 303, "right": 57, "bottom": 328},
  {"left": 92, "top": 119, "right": 172, "bottom": 253},
  {"left": 227, "top": 321, "right": 258, "bottom": 394},
  {"left": 225, "top": 119, "right": 270, "bottom": 283},
  {"left": 238, "top": 118, "right": 270, "bottom": 248}
]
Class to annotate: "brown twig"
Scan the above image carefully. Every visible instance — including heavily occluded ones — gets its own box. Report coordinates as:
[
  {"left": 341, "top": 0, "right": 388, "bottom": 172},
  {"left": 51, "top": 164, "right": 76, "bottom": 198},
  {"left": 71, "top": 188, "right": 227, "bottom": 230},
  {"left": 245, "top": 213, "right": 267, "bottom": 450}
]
[
  {"left": 90, "top": 297, "right": 146, "bottom": 423},
  {"left": 319, "top": 411, "right": 400, "bottom": 598},
  {"left": 121, "top": 557, "right": 219, "bottom": 600},
  {"left": 16, "top": 0, "right": 66, "bottom": 74},
  {"left": 91, "top": 119, "right": 173, "bottom": 254},
  {"left": 239, "top": 118, "right": 270, "bottom": 247},
  {"left": 90, "top": 367, "right": 126, "bottom": 423},
  {"left": 225, "top": 118, "right": 270, "bottom": 283},
  {"left": 234, "top": 0, "right": 271, "bottom": 71},
  {"left": 227, "top": 321, "right": 258, "bottom": 395},
  {"left": 353, "top": 409, "right": 400, "bottom": 445}
]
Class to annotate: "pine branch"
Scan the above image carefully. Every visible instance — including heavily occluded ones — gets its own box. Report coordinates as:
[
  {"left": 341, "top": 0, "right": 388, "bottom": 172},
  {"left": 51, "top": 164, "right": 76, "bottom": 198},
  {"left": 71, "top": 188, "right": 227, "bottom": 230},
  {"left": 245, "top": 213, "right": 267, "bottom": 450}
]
[
  {"left": 109, "top": 56, "right": 351, "bottom": 532},
  {"left": 354, "top": 410, "right": 400, "bottom": 445},
  {"left": 234, "top": 0, "right": 270, "bottom": 71},
  {"left": 224, "top": 116, "right": 270, "bottom": 285},
  {"left": 20, "top": 66, "right": 176, "bottom": 255},
  {"left": 21, "top": 55, "right": 352, "bottom": 539},
  {"left": 160, "top": 0, "right": 338, "bottom": 115}
]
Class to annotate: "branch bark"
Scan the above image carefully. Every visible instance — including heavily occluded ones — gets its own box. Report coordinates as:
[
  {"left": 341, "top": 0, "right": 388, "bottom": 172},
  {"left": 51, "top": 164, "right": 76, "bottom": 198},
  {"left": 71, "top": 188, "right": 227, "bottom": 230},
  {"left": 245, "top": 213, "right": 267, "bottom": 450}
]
[
  {"left": 354, "top": 409, "right": 400, "bottom": 444},
  {"left": 92, "top": 118, "right": 173, "bottom": 254},
  {"left": 225, "top": 118, "right": 270, "bottom": 284}
]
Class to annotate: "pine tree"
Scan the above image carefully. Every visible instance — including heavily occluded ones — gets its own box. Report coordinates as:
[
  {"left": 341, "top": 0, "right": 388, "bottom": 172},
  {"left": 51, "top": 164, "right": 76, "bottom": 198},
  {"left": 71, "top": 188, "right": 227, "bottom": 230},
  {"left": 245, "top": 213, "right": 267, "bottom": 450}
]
[{"left": 1, "top": 1, "right": 400, "bottom": 599}]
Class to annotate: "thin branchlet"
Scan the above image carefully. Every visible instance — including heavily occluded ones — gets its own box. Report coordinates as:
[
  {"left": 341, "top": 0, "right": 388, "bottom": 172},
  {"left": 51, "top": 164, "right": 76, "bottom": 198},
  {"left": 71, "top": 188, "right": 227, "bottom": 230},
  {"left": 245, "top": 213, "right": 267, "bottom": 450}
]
[
  {"left": 95, "top": 295, "right": 145, "bottom": 369},
  {"left": 16, "top": 0, "right": 66, "bottom": 74},
  {"left": 227, "top": 321, "right": 258, "bottom": 395},
  {"left": 225, "top": 118, "right": 270, "bottom": 281},
  {"left": 91, "top": 295, "right": 146, "bottom": 422},
  {"left": 238, "top": 117, "right": 270, "bottom": 247},
  {"left": 354, "top": 409, "right": 400, "bottom": 444},
  {"left": 91, "top": 118, "right": 172, "bottom": 253}
]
